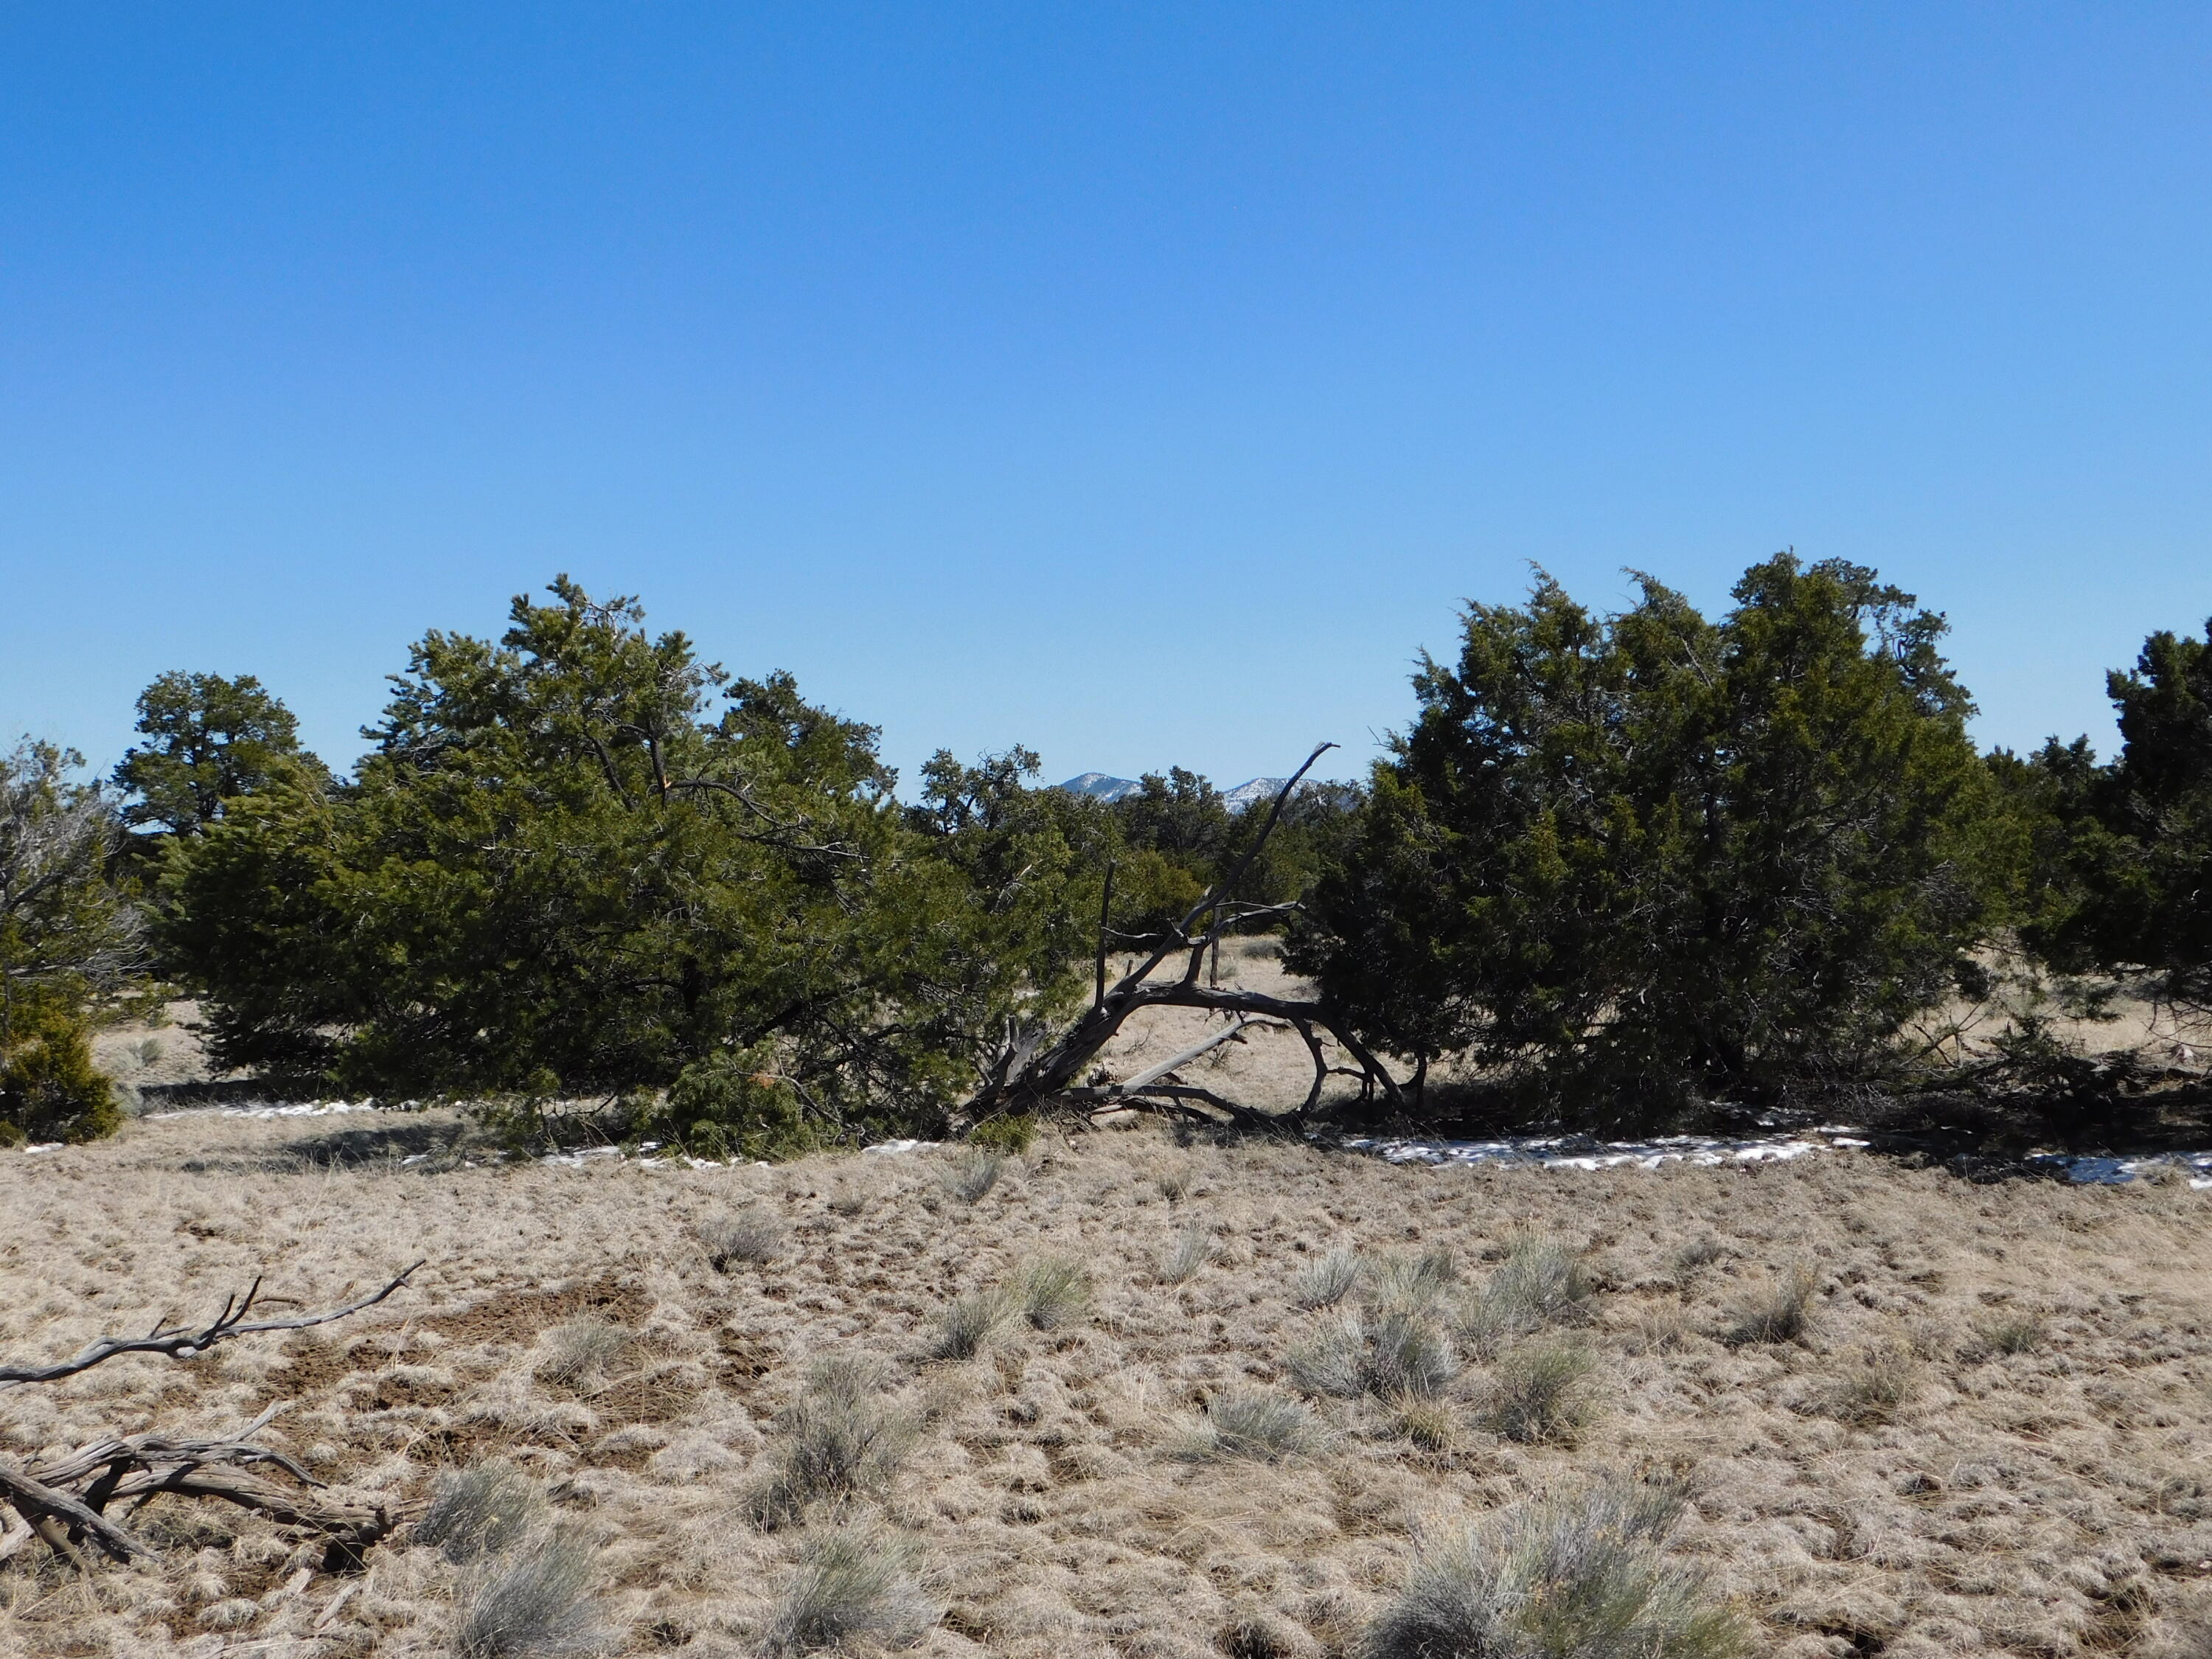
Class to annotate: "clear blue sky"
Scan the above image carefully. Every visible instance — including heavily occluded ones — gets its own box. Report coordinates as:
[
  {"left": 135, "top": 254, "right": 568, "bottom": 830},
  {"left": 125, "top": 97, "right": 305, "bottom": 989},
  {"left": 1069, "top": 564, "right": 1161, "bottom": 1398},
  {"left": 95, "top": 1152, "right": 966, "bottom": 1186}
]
[{"left": 4, "top": 4, "right": 2209, "bottom": 790}]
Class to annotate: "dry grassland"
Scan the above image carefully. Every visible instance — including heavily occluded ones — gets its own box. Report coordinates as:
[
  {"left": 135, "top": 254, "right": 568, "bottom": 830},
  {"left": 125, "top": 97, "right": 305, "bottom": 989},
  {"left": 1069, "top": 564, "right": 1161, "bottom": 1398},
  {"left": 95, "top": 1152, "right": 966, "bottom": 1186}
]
[{"left": 7, "top": 1099, "right": 2212, "bottom": 1658}]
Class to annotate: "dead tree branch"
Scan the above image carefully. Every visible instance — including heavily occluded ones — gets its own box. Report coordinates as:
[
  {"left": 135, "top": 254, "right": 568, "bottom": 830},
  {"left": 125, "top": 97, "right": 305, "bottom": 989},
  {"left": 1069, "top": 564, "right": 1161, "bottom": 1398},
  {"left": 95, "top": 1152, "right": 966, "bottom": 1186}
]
[
  {"left": 966, "top": 746, "right": 1405, "bottom": 1127},
  {"left": 0, "top": 1262, "right": 423, "bottom": 1390},
  {"left": 0, "top": 1265, "right": 425, "bottom": 1573}
]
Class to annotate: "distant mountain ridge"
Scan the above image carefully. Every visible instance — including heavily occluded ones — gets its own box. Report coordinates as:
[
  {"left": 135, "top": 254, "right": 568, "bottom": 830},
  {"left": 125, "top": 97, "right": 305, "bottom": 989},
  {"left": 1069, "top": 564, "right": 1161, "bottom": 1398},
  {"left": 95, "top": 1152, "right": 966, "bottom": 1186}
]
[{"left": 1054, "top": 773, "right": 1294, "bottom": 811}]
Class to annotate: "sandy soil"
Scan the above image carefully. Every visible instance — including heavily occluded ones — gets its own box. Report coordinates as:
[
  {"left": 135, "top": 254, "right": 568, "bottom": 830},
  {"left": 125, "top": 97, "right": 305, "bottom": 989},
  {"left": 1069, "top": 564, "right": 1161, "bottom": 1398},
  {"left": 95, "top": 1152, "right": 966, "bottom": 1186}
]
[{"left": 7, "top": 1088, "right": 2212, "bottom": 1658}]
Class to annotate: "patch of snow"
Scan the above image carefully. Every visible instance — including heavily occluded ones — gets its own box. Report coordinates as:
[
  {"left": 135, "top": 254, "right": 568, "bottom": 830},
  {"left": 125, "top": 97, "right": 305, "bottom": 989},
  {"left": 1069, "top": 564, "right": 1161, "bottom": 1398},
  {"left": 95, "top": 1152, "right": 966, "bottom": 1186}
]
[
  {"left": 20, "top": 1142, "right": 63, "bottom": 1155},
  {"left": 1333, "top": 1131, "right": 1842, "bottom": 1172}
]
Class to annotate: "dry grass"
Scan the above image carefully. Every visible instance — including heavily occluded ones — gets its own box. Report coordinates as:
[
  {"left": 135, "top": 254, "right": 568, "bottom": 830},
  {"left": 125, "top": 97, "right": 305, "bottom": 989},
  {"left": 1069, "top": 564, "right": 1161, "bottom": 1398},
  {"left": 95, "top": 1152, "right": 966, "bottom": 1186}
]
[
  {"left": 762, "top": 1526, "right": 935, "bottom": 1655},
  {"left": 451, "top": 1528, "right": 602, "bottom": 1658},
  {"left": 417, "top": 1460, "right": 548, "bottom": 1563},
  {"left": 1481, "top": 1340, "right": 1599, "bottom": 1445},
  {"left": 9, "top": 1089, "right": 2212, "bottom": 1656},
  {"left": 1721, "top": 1262, "right": 1818, "bottom": 1346},
  {"left": 699, "top": 1206, "right": 785, "bottom": 1271},
  {"left": 1364, "top": 1477, "right": 1747, "bottom": 1658}
]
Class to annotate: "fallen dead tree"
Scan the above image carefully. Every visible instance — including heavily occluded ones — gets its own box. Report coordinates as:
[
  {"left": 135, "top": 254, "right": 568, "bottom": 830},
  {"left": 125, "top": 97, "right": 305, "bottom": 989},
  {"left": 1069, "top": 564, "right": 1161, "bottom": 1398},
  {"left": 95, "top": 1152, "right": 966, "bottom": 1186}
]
[
  {"left": 0, "top": 1262, "right": 424, "bottom": 1572},
  {"left": 969, "top": 745, "right": 1405, "bottom": 1128}
]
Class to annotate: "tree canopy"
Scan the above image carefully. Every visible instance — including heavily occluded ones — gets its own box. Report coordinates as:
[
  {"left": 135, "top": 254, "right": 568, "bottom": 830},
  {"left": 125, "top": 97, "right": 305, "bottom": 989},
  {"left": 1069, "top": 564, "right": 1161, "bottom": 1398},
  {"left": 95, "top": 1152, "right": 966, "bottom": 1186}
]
[
  {"left": 112, "top": 671, "right": 319, "bottom": 837},
  {"left": 1291, "top": 555, "right": 2003, "bottom": 1116},
  {"left": 156, "top": 579, "right": 1092, "bottom": 1152}
]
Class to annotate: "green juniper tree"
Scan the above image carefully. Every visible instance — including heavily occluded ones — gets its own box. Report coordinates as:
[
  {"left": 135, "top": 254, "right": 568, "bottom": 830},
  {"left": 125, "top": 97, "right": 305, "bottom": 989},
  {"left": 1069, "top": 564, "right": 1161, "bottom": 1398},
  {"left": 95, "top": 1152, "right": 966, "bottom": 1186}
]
[
  {"left": 158, "top": 579, "right": 1092, "bottom": 1151},
  {"left": 1292, "top": 555, "right": 2003, "bottom": 1119},
  {"left": 2022, "top": 619, "right": 2212, "bottom": 1026},
  {"left": 113, "top": 671, "right": 321, "bottom": 837}
]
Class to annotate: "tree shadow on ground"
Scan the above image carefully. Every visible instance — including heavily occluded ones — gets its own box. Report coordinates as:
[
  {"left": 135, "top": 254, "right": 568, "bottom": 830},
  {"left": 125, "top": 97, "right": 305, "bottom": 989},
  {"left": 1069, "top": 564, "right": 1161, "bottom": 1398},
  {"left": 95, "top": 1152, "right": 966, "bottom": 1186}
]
[{"left": 174, "top": 1116, "right": 496, "bottom": 1176}]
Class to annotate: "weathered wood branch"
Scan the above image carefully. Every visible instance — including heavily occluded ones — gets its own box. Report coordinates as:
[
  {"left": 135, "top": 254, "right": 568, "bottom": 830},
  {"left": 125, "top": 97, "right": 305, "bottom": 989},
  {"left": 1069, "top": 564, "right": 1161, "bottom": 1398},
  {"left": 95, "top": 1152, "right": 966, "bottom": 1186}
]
[
  {"left": 0, "top": 1262, "right": 424, "bottom": 1390},
  {"left": 964, "top": 749, "right": 1405, "bottom": 1125},
  {"left": 0, "top": 1265, "right": 425, "bottom": 1575}
]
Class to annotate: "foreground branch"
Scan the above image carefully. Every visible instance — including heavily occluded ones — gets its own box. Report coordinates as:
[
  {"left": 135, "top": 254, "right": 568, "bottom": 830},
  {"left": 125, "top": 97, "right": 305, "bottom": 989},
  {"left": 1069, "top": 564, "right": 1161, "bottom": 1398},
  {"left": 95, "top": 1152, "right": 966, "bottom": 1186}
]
[
  {"left": 0, "top": 1265, "right": 426, "bottom": 1573},
  {"left": 0, "top": 1262, "right": 424, "bottom": 1390}
]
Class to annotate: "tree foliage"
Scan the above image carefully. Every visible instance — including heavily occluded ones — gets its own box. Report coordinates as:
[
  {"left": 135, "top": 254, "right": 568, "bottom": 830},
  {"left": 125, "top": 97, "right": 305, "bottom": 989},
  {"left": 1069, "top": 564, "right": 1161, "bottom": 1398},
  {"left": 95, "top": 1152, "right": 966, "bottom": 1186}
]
[
  {"left": 2018, "top": 619, "right": 2212, "bottom": 1023},
  {"left": 1292, "top": 555, "right": 2002, "bottom": 1116},
  {"left": 112, "top": 671, "right": 320, "bottom": 837},
  {"left": 157, "top": 579, "right": 1092, "bottom": 1148},
  {"left": 1, "top": 740, "right": 139, "bottom": 1141}
]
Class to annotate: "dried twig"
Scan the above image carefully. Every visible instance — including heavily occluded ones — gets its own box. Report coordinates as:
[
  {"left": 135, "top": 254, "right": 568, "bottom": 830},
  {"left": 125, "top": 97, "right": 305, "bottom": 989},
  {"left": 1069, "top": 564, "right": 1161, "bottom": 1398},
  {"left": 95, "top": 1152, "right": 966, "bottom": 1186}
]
[{"left": 0, "top": 1262, "right": 424, "bottom": 1390}]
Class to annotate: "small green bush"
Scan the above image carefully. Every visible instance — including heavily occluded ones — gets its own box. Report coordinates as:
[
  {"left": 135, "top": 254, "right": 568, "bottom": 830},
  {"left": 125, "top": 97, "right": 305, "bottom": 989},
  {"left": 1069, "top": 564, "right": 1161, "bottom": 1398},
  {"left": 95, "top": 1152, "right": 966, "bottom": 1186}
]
[
  {"left": 1459, "top": 1236, "right": 1591, "bottom": 1357},
  {"left": 1367, "top": 1248, "right": 1459, "bottom": 1315},
  {"left": 749, "top": 1354, "right": 914, "bottom": 1528},
  {"left": 1293, "top": 1245, "right": 1364, "bottom": 1310},
  {"left": 657, "top": 1050, "right": 818, "bottom": 1162},
  {"left": 928, "top": 1287, "right": 1014, "bottom": 1360},
  {"left": 451, "top": 1528, "right": 601, "bottom": 1658},
  {"left": 1175, "top": 1389, "right": 1316, "bottom": 1463},
  {"left": 0, "top": 1008, "right": 119, "bottom": 1146},
  {"left": 967, "top": 1113, "right": 1036, "bottom": 1154},
  {"left": 1012, "top": 1257, "right": 1089, "bottom": 1331}
]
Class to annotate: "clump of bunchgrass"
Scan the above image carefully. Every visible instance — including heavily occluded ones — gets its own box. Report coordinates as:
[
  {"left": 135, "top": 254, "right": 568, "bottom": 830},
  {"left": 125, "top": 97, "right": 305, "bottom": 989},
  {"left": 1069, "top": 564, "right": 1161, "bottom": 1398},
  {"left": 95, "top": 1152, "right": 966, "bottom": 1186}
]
[
  {"left": 1153, "top": 1163, "right": 1195, "bottom": 1202},
  {"left": 1366, "top": 1248, "right": 1458, "bottom": 1315},
  {"left": 1287, "top": 1313, "right": 1371, "bottom": 1399},
  {"left": 1174, "top": 1389, "right": 1317, "bottom": 1463},
  {"left": 1669, "top": 1235, "right": 1728, "bottom": 1289},
  {"left": 762, "top": 1526, "right": 936, "bottom": 1655},
  {"left": 699, "top": 1207, "right": 784, "bottom": 1271},
  {"left": 1722, "top": 1264, "right": 1818, "bottom": 1346},
  {"left": 1155, "top": 1224, "right": 1219, "bottom": 1286},
  {"left": 748, "top": 1354, "right": 914, "bottom": 1527},
  {"left": 1011, "top": 1257, "right": 1089, "bottom": 1331},
  {"left": 1458, "top": 1236, "right": 1592, "bottom": 1357},
  {"left": 1392, "top": 1395, "right": 1460, "bottom": 1455},
  {"left": 939, "top": 1147, "right": 1004, "bottom": 1204},
  {"left": 534, "top": 1318, "right": 630, "bottom": 1387},
  {"left": 450, "top": 1528, "right": 601, "bottom": 1658},
  {"left": 416, "top": 1460, "right": 545, "bottom": 1565},
  {"left": 928, "top": 1286, "right": 1015, "bottom": 1360},
  {"left": 1971, "top": 1309, "right": 2048, "bottom": 1357},
  {"left": 1481, "top": 1340, "right": 1599, "bottom": 1445},
  {"left": 1363, "top": 1478, "right": 1746, "bottom": 1659},
  {"left": 1368, "top": 1311, "right": 1458, "bottom": 1399},
  {"left": 1287, "top": 1311, "right": 1455, "bottom": 1400},
  {"left": 1828, "top": 1342, "right": 1920, "bottom": 1426},
  {"left": 1292, "top": 1245, "right": 1364, "bottom": 1310}
]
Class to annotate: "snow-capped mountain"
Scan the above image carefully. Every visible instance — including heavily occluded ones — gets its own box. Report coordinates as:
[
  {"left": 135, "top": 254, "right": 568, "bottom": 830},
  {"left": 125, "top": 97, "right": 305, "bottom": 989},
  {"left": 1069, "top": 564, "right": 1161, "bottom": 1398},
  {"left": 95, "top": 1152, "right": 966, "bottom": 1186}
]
[
  {"left": 1220, "top": 777, "right": 1290, "bottom": 811},
  {"left": 1055, "top": 772, "right": 1144, "bottom": 803},
  {"left": 1054, "top": 773, "right": 1295, "bottom": 811}
]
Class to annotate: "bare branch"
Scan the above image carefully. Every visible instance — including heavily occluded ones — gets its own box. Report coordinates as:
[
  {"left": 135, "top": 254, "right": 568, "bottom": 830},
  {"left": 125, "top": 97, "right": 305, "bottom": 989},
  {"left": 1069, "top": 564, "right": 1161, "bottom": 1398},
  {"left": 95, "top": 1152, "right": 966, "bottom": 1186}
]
[{"left": 0, "top": 1262, "right": 425, "bottom": 1391}]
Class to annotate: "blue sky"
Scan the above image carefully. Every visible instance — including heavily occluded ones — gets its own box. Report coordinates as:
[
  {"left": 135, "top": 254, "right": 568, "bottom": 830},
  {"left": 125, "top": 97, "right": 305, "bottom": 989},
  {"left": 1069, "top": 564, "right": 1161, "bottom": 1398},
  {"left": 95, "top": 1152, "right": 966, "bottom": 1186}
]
[{"left": 4, "top": 4, "right": 2209, "bottom": 790}]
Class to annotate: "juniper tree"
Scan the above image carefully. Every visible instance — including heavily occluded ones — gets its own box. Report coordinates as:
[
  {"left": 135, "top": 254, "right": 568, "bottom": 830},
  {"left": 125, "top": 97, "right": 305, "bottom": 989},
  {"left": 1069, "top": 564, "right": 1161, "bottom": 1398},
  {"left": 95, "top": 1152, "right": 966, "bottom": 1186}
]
[
  {"left": 1292, "top": 555, "right": 2003, "bottom": 1118},
  {"left": 157, "top": 579, "right": 1091, "bottom": 1149}
]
